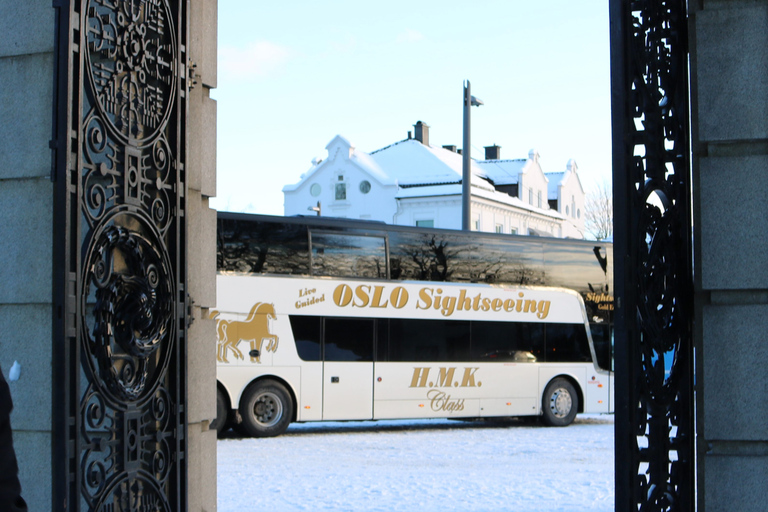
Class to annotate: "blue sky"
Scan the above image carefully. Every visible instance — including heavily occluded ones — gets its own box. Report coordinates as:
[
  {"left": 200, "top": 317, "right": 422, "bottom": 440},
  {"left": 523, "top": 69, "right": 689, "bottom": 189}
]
[{"left": 211, "top": 1, "right": 612, "bottom": 215}]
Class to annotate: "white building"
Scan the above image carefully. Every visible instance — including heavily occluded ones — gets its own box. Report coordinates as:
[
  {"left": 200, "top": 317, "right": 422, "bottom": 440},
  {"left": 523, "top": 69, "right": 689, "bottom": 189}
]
[{"left": 283, "top": 122, "right": 586, "bottom": 238}]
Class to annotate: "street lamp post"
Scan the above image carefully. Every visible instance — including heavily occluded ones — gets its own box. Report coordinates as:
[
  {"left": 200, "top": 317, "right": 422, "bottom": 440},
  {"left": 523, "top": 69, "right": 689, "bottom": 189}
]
[{"left": 462, "top": 80, "right": 483, "bottom": 231}]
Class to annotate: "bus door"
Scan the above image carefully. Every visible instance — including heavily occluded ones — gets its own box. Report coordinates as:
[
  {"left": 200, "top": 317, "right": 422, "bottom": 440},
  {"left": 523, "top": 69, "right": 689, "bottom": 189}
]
[{"left": 322, "top": 318, "right": 375, "bottom": 420}]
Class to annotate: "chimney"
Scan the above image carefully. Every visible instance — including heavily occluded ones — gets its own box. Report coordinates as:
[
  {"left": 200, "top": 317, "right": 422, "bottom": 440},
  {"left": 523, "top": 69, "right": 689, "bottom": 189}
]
[
  {"left": 484, "top": 145, "right": 501, "bottom": 160},
  {"left": 414, "top": 121, "right": 430, "bottom": 146},
  {"left": 443, "top": 145, "right": 457, "bottom": 153}
]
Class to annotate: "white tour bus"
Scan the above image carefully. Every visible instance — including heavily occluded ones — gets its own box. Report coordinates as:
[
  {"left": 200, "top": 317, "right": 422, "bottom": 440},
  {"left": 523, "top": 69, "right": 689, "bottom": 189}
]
[{"left": 214, "top": 274, "right": 613, "bottom": 437}]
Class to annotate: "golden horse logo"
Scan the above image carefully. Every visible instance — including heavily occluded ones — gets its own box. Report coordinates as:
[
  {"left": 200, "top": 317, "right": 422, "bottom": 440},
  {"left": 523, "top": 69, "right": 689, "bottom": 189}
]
[{"left": 212, "top": 303, "right": 278, "bottom": 364}]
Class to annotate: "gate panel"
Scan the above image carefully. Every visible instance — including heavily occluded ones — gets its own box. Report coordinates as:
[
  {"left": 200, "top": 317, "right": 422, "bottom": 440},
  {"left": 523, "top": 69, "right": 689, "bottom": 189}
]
[
  {"left": 610, "top": 1, "right": 695, "bottom": 511},
  {"left": 52, "top": 0, "right": 189, "bottom": 510}
]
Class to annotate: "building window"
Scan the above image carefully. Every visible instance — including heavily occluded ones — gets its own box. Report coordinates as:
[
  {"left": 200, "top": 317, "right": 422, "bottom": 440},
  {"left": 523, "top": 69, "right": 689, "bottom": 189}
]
[
  {"left": 537, "top": 191, "right": 542, "bottom": 208},
  {"left": 566, "top": 205, "right": 570, "bottom": 215},
  {"left": 415, "top": 219, "right": 434, "bottom": 228},
  {"left": 529, "top": 189, "right": 533, "bottom": 205},
  {"left": 474, "top": 219, "right": 480, "bottom": 231},
  {"left": 310, "top": 183, "right": 321, "bottom": 197},
  {"left": 359, "top": 180, "right": 371, "bottom": 194},
  {"left": 495, "top": 224, "right": 504, "bottom": 234},
  {"left": 510, "top": 228, "right": 518, "bottom": 235},
  {"left": 335, "top": 183, "right": 346, "bottom": 200}
]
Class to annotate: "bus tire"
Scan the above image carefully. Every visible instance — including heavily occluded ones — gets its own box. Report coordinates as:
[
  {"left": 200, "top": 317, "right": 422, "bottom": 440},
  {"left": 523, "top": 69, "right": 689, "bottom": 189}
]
[
  {"left": 541, "top": 378, "right": 578, "bottom": 427},
  {"left": 239, "top": 380, "right": 293, "bottom": 437},
  {"left": 212, "top": 387, "right": 230, "bottom": 436}
]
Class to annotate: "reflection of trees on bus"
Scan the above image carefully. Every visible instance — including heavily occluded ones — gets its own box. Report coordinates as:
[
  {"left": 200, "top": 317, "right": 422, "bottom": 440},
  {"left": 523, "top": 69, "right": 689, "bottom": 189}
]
[
  {"left": 215, "top": 213, "right": 612, "bottom": 327},
  {"left": 390, "top": 233, "right": 544, "bottom": 286}
]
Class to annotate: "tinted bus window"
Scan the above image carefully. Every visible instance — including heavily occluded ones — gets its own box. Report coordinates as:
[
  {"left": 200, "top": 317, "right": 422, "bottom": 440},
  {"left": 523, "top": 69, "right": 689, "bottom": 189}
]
[
  {"left": 218, "top": 218, "right": 309, "bottom": 275},
  {"left": 324, "top": 318, "right": 374, "bottom": 362},
  {"left": 290, "top": 316, "right": 321, "bottom": 361},
  {"left": 545, "top": 324, "right": 592, "bottom": 362},
  {"left": 470, "top": 321, "right": 540, "bottom": 363},
  {"left": 388, "top": 319, "right": 470, "bottom": 362},
  {"left": 590, "top": 324, "right": 613, "bottom": 371},
  {"left": 310, "top": 232, "right": 387, "bottom": 279}
]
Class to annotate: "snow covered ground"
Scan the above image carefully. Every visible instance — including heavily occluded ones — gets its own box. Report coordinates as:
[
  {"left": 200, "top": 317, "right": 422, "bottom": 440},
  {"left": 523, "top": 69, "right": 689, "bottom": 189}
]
[{"left": 217, "top": 414, "right": 614, "bottom": 511}]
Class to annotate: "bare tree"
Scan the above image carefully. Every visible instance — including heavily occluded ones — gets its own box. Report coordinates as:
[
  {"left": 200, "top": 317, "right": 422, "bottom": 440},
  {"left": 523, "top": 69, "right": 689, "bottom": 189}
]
[{"left": 584, "top": 180, "right": 613, "bottom": 240}]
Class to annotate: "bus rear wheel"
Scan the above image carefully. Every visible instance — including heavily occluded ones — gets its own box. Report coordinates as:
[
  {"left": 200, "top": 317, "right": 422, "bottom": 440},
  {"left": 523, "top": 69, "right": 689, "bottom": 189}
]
[
  {"left": 239, "top": 380, "right": 293, "bottom": 437},
  {"left": 212, "top": 387, "right": 231, "bottom": 436},
  {"left": 542, "top": 378, "right": 578, "bottom": 427}
]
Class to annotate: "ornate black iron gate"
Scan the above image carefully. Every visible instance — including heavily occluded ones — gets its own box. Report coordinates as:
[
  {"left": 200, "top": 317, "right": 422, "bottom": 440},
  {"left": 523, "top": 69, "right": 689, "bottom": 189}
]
[
  {"left": 610, "top": 0, "right": 695, "bottom": 510},
  {"left": 52, "top": 1, "right": 189, "bottom": 510}
]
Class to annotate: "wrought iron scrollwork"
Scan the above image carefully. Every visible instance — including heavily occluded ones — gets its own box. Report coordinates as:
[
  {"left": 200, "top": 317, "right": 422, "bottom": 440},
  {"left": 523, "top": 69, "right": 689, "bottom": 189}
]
[
  {"left": 53, "top": 0, "right": 187, "bottom": 509},
  {"left": 84, "top": 218, "right": 174, "bottom": 402},
  {"left": 612, "top": 0, "right": 694, "bottom": 510}
]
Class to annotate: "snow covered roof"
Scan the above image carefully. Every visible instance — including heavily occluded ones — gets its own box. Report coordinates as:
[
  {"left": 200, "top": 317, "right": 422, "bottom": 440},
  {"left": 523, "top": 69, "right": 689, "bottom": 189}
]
[
  {"left": 370, "top": 139, "right": 493, "bottom": 190},
  {"left": 545, "top": 172, "right": 565, "bottom": 200},
  {"left": 475, "top": 158, "right": 527, "bottom": 186}
]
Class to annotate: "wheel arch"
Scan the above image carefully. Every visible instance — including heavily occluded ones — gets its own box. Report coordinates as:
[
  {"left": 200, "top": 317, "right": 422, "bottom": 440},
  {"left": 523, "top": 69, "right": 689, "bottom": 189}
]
[
  {"left": 545, "top": 374, "right": 585, "bottom": 414},
  {"left": 240, "top": 375, "right": 299, "bottom": 422}
]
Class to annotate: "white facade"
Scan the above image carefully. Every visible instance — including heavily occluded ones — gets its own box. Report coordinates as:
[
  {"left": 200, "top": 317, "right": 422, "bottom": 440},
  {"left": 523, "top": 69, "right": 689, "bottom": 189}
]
[{"left": 283, "top": 125, "right": 586, "bottom": 238}]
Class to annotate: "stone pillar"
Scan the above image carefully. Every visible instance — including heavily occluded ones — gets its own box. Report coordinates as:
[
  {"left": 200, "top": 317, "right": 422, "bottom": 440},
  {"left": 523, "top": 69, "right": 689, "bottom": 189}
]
[
  {"left": 0, "top": 1, "right": 217, "bottom": 509},
  {"left": 187, "top": 0, "right": 218, "bottom": 510},
  {"left": 690, "top": 2, "right": 768, "bottom": 511},
  {"left": 0, "top": 1, "right": 55, "bottom": 510}
]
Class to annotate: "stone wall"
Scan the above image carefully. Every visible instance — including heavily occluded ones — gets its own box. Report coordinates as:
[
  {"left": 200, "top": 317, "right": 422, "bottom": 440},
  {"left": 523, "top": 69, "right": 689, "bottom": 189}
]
[
  {"left": 690, "top": 1, "right": 768, "bottom": 510},
  {"left": 0, "top": 1, "right": 217, "bottom": 509}
]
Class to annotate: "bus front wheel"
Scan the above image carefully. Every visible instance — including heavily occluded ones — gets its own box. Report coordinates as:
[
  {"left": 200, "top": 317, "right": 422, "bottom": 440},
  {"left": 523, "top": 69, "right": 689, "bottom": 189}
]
[
  {"left": 541, "top": 378, "right": 578, "bottom": 427},
  {"left": 239, "top": 380, "right": 293, "bottom": 437}
]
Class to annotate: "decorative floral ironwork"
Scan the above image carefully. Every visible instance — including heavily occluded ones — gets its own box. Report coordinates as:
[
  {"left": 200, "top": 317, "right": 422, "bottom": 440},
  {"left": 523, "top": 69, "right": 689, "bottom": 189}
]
[
  {"left": 53, "top": 0, "right": 187, "bottom": 509},
  {"left": 82, "top": 215, "right": 174, "bottom": 402},
  {"left": 612, "top": 0, "right": 694, "bottom": 510},
  {"left": 85, "top": 0, "right": 177, "bottom": 145}
]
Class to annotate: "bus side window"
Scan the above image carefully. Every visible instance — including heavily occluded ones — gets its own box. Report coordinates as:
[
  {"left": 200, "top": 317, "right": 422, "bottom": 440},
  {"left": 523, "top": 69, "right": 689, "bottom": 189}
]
[
  {"left": 324, "top": 318, "right": 374, "bottom": 362},
  {"left": 545, "top": 324, "right": 592, "bottom": 362},
  {"left": 376, "top": 319, "right": 389, "bottom": 362},
  {"left": 388, "top": 319, "right": 470, "bottom": 362},
  {"left": 289, "top": 316, "right": 322, "bottom": 361},
  {"left": 470, "top": 321, "right": 536, "bottom": 362}
]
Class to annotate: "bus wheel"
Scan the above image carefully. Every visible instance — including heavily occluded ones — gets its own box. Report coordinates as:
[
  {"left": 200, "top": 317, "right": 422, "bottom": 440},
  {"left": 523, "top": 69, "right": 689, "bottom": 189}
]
[
  {"left": 212, "top": 388, "right": 230, "bottom": 436},
  {"left": 239, "top": 380, "right": 293, "bottom": 437},
  {"left": 542, "top": 378, "right": 578, "bottom": 427}
]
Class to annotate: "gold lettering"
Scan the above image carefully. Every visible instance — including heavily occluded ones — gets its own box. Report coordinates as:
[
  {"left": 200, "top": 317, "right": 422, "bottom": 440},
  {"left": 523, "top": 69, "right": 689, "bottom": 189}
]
[
  {"left": 427, "top": 389, "right": 465, "bottom": 413},
  {"left": 457, "top": 289, "right": 471, "bottom": 311},
  {"left": 410, "top": 367, "right": 430, "bottom": 388},
  {"left": 461, "top": 367, "right": 479, "bottom": 387},
  {"left": 417, "top": 288, "right": 432, "bottom": 310},
  {"left": 354, "top": 285, "right": 371, "bottom": 307},
  {"left": 504, "top": 298, "right": 515, "bottom": 312},
  {"left": 333, "top": 284, "right": 353, "bottom": 307},
  {"left": 371, "top": 285, "right": 389, "bottom": 308},
  {"left": 433, "top": 288, "right": 444, "bottom": 311},
  {"left": 434, "top": 367, "right": 457, "bottom": 388},
  {"left": 524, "top": 299, "right": 536, "bottom": 313},
  {"left": 491, "top": 298, "right": 503, "bottom": 312},
  {"left": 537, "top": 301, "right": 551, "bottom": 319},
  {"left": 390, "top": 287, "right": 409, "bottom": 309},
  {"left": 441, "top": 296, "right": 457, "bottom": 317},
  {"left": 516, "top": 292, "right": 524, "bottom": 312}
]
